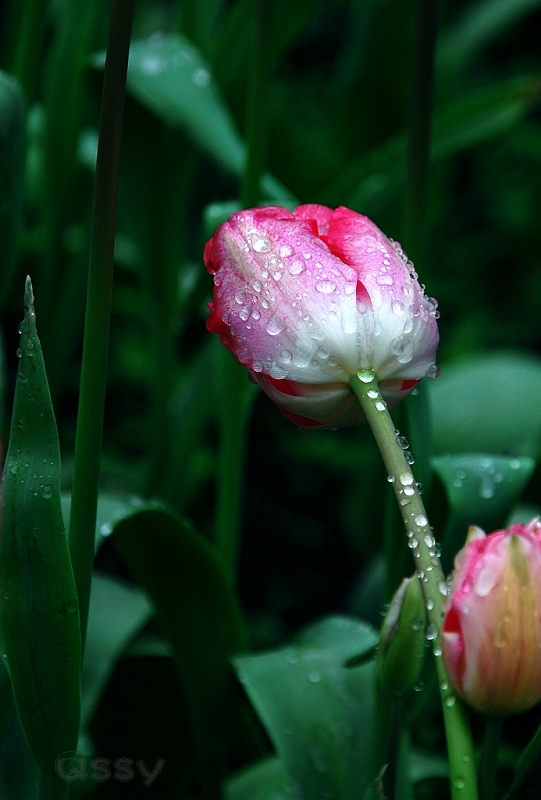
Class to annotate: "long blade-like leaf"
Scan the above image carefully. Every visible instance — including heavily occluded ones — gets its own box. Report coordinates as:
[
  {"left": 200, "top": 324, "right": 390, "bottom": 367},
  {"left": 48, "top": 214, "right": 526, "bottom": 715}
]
[{"left": 0, "top": 278, "right": 81, "bottom": 799}]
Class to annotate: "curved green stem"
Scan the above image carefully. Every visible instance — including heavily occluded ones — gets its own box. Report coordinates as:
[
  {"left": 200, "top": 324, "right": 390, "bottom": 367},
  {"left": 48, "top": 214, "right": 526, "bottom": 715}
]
[
  {"left": 350, "top": 371, "right": 478, "bottom": 800},
  {"left": 479, "top": 717, "right": 502, "bottom": 800}
]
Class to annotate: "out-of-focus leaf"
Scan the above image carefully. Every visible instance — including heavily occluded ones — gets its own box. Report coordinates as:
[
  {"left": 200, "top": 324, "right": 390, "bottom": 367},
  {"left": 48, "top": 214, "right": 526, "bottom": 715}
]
[
  {"left": 225, "top": 756, "right": 292, "bottom": 800},
  {"left": 234, "top": 616, "right": 379, "bottom": 800},
  {"left": 112, "top": 507, "right": 247, "bottom": 796},
  {"left": 430, "top": 351, "right": 541, "bottom": 459},
  {"left": 322, "top": 76, "right": 541, "bottom": 209},
  {"left": 438, "top": 0, "right": 541, "bottom": 77},
  {"left": 503, "top": 717, "right": 541, "bottom": 799},
  {"left": 0, "top": 279, "right": 81, "bottom": 799},
  {"left": 82, "top": 571, "right": 153, "bottom": 725},
  {"left": 433, "top": 454, "right": 535, "bottom": 571},
  {"left": 0, "top": 70, "right": 25, "bottom": 310},
  {"left": 116, "top": 34, "right": 294, "bottom": 202}
]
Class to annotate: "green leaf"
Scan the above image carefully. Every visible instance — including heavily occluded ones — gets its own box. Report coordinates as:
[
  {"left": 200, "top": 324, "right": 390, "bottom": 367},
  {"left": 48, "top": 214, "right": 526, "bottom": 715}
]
[
  {"left": 234, "top": 616, "right": 379, "bottom": 800},
  {"left": 112, "top": 506, "right": 247, "bottom": 795},
  {"left": 432, "top": 454, "right": 535, "bottom": 571},
  {"left": 82, "top": 571, "right": 153, "bottom": 725},
  {"left": 430, "top": 350, "right": 541, "bottom": 459},
  {"left": 120, "top": 34, "right": 295, "bottom": 202},
  {"left": 321, "top": 76, "right": 541, "bottom": 210},
  {"left": 0, "top": 278, "right": 81, "bottom": 799},
  {"left": 0, "top": 70, "right": 25, "bottom": 311},
  {"left": 226, "top": 756, "right": 292, "bottom": 800}
]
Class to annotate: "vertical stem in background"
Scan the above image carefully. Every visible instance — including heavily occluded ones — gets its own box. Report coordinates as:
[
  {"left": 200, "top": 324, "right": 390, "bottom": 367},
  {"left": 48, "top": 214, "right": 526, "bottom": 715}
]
[
  {"left": 479, "top": 717, "right": 502, "bottom": 800},
  {"left": 213, "top": 0, "right": 271, "bottom": 583},
  {"left": 241, "top": 0, "right": 272, "bottom": 208},
  {"left": 351, "top": 372, "right": 478, "bottom": 800},
  {"left": 403, "top": 0, "right": 439, "bottom": 274},
  {"left": 3, "top": 0, "right": 48, "bottom": 100},
  {"left": 68, "top": 0, "right": 134, "bottom": 643},
  {"left": 213, "top": 344, "right": 257, "bottom": 584}
]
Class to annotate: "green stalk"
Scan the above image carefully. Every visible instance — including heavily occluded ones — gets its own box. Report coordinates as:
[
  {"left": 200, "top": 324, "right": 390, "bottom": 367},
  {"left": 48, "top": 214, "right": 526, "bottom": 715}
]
[
  {"left": 403, "top": 0, "right": 439, "bottom": 274},
  {"left": 4, "top": 0, "right": 48, "bottom": 101},
  {"left": 479, "top": 717, "right": 502, "bottom": 800},
  {"left": 350, "top": 371, "right": 478, "bottom": 800},
  {"left": 213, "top": 343, "right": 257, "bottom": 584},
  {"left": 241, "top": 0, "right": 272, "bottom": 208},
  {"left": 68, "top": 0, "right": 134, "bottom": 643}
]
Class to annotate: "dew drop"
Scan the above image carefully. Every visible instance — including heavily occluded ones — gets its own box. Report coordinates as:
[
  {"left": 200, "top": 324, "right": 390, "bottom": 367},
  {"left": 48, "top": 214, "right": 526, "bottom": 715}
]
[
  {"left": 315, "top": 280, "right": 336, "bottom": 294},
  {"left": 192, "top": 67, "right": 211, "bottom": 86},
  {"left": 252, "top": 237, "right": 272, "bottom": 253},
  {"left": 391, "top": 300, "right": 405, "bottom": 314},
  {"left": 18, "top": 372, "right": 28, "bottom": 383},
  {"left": 266, "top": 316, "right": 285, "bottom": 336},
  {"left": 280, "top": 350, "right": 293, "bottom": 364},
  {"left": 426, "top": 364, "right": 440, "bottom": 379},
  {"left": 40, "top": 484, "right": 52, "bottom": 499},
  {"left": 308, "top": 670, "right": 322, "bottom": 684},
  {"left": 404, "top": 451, "right": 415, "bottom": 465},
  {"left": 415, "top": 514, "right": 428, "bottom": 527},
  {"left": 253, "top": 361, "right": 263, "bottom": 373},
  {"left": 387, "top": 474, "right": 395, "bottom": 483},
  {"left": 367, "top": 389, "right": 378, "bottom": 399},
  {"left": 399, "top": 472, "right": 414, "bottom": 486},
  {"left": 375, "top": 400, "right": 387, "bottom": 411},
  {"left": 425, "top": 623, "right": 437, "bottom": 641},
  {"left": 357, "top": 369, "right": 374, "bottom": 383},
  {"left": 288, "top": 260, "right": 305, "bottom": 275}
]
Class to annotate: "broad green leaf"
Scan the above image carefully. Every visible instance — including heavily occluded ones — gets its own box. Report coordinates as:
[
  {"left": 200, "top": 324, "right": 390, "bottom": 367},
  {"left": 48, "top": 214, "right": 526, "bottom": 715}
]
[
  {"left": 82, "top": 571, "right": 153, "bottom": 725},
  {"left": 0, "top": 71, "right": 25, "bottom": 311},
  {"left": 432, "top": 454, "right": 535, "bottom": 571},
  {"left": 321, "top": 76, "right": 541, "bottom": 210},
  {"left": 234, "top": 616, "right": 379, "bottom": 800},
  {"left": 226, "top": 756, "right": 293, "bottom": 800},
  {"left": 121, "top": 34, "right": 295, "bottom": 202},
  {"left": 112, "top": 507, "right": 247, "bottom": 795},
  {"left": 429, "top": 351, "right": 541, "bottom": 458},
  {"left": 0, "top": 279, "right": 81, "bottom": 799}
]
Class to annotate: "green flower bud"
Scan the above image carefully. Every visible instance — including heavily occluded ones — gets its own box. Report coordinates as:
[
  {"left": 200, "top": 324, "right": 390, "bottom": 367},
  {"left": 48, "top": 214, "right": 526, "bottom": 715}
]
[{"left": 377, "top": 576, "right": 426, "bottom": 697}]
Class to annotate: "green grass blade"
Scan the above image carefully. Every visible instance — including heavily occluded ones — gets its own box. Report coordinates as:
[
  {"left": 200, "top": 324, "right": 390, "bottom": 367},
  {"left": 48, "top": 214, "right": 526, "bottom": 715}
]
[
  {"left": 0, "top": 278, "right": 81, "bottom": 799},
  {"left": 0, "top": 70, "right": 25, "bottom": 312}
]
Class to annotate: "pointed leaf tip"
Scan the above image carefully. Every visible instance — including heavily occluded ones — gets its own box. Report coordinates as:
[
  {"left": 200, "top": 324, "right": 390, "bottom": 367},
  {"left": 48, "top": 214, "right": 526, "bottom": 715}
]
[{"left": 24, "top": 276, "right": 34, "bottom": 315}]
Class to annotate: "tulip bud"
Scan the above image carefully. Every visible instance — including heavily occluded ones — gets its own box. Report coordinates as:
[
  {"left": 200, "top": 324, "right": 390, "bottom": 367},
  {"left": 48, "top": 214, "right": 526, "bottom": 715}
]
[
  {"left": 204, "top": 205, "right": 439, "bottom": 428},
  {"left": 442, "top": 519, "right": 541, "bottom": 716},
  {"left": 377, "top": 576, "right": 426, "bottom": 697}
]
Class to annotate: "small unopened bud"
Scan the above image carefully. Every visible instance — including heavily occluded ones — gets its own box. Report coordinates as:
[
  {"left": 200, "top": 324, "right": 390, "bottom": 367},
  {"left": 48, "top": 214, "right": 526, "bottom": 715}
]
[
  {"left": 377, "top": 576, "right": 426, "bottom": 697},
  {"left": 442, "top": 519, "right": 541, "bottom": 716}
]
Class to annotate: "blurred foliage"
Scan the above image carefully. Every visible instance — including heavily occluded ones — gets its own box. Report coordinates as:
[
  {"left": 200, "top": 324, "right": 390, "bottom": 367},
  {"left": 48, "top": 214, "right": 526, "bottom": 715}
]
[{"left": 1, "top": 0, "right": 541, "bottom": 797}]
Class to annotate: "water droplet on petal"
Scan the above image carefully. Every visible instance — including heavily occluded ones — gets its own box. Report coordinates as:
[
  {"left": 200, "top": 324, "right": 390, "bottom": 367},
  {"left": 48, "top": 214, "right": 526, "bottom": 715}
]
[
  {"left": 315, "top": 280, "right": 336, "bottom": 294},
  {"left": 266, "top": 316, "right": 285, "bottom": 336},
  {"left": 252, "top": 237, "right": 272, "bottom": 253}
]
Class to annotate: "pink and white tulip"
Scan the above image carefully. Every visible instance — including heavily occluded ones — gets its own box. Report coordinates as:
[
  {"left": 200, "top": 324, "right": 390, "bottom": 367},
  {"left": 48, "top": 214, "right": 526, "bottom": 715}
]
[
  {"left": 442, "top": 519, "right": 541, "bottom": 716},
  {"left": 204, "top": 204, "right": 439, "bottom": 428}
]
